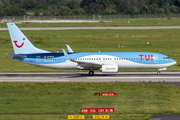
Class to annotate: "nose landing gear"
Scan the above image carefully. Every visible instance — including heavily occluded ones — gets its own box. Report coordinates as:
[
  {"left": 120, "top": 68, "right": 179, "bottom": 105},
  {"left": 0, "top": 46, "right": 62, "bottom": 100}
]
[{"left": 157, "top": 68, "right": 166, "bottom": 75}]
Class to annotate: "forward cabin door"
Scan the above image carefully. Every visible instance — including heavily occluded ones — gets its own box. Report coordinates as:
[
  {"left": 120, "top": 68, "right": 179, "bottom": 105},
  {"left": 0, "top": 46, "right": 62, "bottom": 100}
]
[{"left": 154, "top": 55, "right": 158, "bottom": 63}]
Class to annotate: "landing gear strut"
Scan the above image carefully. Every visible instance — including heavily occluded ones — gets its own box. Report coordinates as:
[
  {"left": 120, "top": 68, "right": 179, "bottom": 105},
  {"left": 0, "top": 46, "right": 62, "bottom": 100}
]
[
  {"left": 89, "top": 70, "right": 94, "bottom": 76},
  {"left": 157, "top": 71, "right": 161, "bottom": 75}
]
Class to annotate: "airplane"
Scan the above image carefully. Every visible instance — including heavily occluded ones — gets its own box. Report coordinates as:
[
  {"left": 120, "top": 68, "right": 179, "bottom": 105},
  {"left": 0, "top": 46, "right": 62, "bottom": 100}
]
[{"left": 7, "top": 23, "right": 177, "bottom": 76}]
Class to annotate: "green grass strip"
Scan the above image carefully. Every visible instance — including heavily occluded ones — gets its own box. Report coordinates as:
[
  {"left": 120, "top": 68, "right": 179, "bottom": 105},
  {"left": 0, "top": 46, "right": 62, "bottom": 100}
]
[
  {"left": 0, "top": 82, "right": 180, "bottom": 114},
  {"left": 0, "top": 114, "right": 152, "bottom": 120},
  {"left": 1, "top": 18, "right": 180, "bottom": 27}
]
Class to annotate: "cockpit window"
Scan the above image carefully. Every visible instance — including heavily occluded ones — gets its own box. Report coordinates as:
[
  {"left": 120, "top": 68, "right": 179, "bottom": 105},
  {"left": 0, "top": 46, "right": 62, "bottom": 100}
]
[{"left": 163, "top": 57, "right": 169, "bottom": 59}]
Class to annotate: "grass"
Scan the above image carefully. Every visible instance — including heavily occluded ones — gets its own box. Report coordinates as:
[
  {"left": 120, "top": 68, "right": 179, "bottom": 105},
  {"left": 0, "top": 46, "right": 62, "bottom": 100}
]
[
  {"left": 0, "top": 114, "right": 152, "bottom": 120},
  {"left": 0, "top": 29, "right": 180, "bottom": 72},
  {"left": 1, "top": 18, "right": 180, "bottom": 27},
  {"left": 0, "top": 82, "right": 180, "bottom": 118},
  {"left": 0, "top": 82, "right": 180, "bottom": 114}
]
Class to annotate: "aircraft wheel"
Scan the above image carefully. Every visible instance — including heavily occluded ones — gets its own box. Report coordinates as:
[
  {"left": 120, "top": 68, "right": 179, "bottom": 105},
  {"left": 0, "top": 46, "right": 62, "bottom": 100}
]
[
  {"left": 89, "top": 71, "right": 94, "bottom": 76},
  {"left": 157, "top": 71, "right": 161, "bottom": 75}
]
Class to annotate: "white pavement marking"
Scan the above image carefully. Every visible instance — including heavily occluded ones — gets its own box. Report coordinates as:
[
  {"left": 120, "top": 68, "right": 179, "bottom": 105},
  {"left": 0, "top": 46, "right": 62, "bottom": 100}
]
[
  {"left": 87, "top": 77, "right": 180, "bottom": 79},
  {"left": 0, "top": 80, "right": 69, "bottom": 82}
]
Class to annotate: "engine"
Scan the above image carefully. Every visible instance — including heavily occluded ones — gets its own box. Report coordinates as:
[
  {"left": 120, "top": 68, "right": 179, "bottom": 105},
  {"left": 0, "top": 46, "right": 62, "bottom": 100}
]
[{"left": 101, "top": 65, "right": 118, "bottom": 73}]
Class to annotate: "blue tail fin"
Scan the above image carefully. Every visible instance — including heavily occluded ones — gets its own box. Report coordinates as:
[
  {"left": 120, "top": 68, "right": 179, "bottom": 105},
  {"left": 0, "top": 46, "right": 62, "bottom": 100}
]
[{"left": 7, "top": 23, "right": 50, "bottom": 54}]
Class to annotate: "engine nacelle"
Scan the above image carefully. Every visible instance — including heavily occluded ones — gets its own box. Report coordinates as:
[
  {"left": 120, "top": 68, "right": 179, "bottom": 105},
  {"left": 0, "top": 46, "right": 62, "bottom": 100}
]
[{"left": 101, "top": 65, "right": 118, "bottom": 73}]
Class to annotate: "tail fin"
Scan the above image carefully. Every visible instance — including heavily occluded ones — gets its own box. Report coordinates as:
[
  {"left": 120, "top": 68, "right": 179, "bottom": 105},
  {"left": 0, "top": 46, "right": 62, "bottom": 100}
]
[{"left": 7, "top": 23, "right": 50, "bottom": 54}]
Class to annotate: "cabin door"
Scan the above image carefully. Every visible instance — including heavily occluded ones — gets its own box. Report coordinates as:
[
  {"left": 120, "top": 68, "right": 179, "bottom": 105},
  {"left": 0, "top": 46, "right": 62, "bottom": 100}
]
[{"left": 36, "top": 56, "right": 41, "bottom": 64}]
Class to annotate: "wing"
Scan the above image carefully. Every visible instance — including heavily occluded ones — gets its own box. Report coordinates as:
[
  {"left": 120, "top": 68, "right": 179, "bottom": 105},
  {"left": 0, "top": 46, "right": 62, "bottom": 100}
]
[{"left": 62, "top": 49, "right": 102, "bottom": 68}]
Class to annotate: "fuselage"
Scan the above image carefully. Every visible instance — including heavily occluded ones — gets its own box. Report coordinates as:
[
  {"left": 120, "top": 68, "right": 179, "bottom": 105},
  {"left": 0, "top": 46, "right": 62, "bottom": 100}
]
[{"left": 13, "top": 52, "right": 176, "bottom": 70}]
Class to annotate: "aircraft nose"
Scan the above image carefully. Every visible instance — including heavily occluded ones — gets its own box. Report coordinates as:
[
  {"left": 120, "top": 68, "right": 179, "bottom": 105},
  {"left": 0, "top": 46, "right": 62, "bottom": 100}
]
[{"left": 169, "top": 59, "right": 177, "bottom": 65}]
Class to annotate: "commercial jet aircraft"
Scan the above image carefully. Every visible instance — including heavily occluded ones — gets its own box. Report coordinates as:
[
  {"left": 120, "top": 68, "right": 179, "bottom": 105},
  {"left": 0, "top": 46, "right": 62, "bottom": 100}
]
[{"left": 7, "top": 23, "right": 177, "bottom": 76}]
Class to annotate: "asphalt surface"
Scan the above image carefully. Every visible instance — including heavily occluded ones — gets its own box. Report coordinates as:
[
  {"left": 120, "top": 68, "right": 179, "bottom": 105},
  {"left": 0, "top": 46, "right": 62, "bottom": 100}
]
[
  {"left": 1, "top": 26, "right": 180, "bottom": 30},
  {"left": 1, "top": 72, "right": 180, "bottom": 86},
  {"left": 150, "top": 114, "right": 180, "bottom": 120}
]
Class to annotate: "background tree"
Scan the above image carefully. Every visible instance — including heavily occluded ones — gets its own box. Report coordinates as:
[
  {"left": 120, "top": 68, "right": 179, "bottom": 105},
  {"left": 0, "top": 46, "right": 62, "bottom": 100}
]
[
  {"left": 48, "top": 4, "right": 58, "bottom": 16},
  {"left": 57, "top": 6, "right": 73, "bottom": 15},
  {"left": 67, "top": 0, "right": 79, "bottom": 10},
  {"left": 1, "top": 0, "right": 180, "bottom": 16},
  {"left": 22, "top": 0, "right": 37, "bottom": 10}
]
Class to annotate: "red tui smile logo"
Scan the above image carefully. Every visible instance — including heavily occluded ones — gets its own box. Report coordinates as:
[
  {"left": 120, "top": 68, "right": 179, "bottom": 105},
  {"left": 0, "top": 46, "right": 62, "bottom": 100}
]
[{"left": 13, "top": 38, "right": 25, "bottom": 48}]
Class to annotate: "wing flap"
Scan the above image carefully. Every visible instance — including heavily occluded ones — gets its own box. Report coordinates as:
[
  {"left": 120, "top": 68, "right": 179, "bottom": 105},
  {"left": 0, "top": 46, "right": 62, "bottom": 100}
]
[{"left": 76, "top": 61, "right": 102, "bottom": 67}]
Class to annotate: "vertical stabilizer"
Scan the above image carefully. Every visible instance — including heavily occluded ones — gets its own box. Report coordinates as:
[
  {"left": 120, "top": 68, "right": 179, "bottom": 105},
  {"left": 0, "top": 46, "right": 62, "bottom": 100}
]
[{"left": 7, "top": 23, "right": 50, "bottom": 54}]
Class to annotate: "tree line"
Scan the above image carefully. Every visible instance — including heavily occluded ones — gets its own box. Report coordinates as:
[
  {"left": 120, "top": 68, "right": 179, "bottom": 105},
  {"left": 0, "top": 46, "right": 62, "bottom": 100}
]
[{"left": 0, "top": 0, "right": 180, "bottom": 16}]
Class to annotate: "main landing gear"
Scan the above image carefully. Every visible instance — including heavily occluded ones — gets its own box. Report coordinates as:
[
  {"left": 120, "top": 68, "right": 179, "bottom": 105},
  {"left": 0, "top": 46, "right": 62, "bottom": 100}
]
[
  {"left": 89, "top": 70, "right": 94, "bottom": 76},
  {"left": 157, "top": 71, "right": 161, "bottom": 75}
]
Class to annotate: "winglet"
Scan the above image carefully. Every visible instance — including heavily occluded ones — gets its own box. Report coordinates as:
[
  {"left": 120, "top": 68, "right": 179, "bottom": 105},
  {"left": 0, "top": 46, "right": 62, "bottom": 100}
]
[
  {"left": 62, "top": 49, "right": 72, "bottom": 60},
  {"left": 66, "top": 44, "right": 73, "bottom": 53}
]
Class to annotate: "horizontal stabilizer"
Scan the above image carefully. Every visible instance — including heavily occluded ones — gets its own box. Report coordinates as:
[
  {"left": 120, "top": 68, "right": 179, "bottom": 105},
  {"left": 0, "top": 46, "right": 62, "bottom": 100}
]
[{"left": 8, "top": 52, "right": 27, "bottom": 58}]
